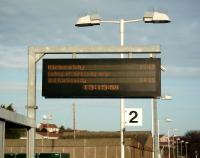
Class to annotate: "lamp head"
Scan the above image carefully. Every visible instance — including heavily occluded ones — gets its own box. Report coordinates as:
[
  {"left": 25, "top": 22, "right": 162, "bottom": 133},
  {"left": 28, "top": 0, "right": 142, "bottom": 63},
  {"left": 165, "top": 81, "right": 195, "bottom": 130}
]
[
  {"left": 143, "top": 11, "right": 171, "bottom": 23},
  {"left": 161, "top": 95, "right": 173, "bottom": 100},
  {"left": 75, "top": 14, "right": 101, "bottom": 27},
  {"left": 165, "top": 117, "right": 173, "bottom": 122}
]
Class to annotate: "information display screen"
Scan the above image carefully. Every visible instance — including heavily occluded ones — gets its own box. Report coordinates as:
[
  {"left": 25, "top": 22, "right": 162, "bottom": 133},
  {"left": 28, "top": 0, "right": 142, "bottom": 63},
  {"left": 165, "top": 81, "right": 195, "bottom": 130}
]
[{"left": 42, "top": 58, "right": 161, "bottom": 98}]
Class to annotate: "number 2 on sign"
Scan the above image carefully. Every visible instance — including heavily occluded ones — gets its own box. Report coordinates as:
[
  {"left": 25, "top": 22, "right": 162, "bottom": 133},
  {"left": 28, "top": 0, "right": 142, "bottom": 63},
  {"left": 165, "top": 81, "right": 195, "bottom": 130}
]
[
  {"left": 129, "top": 111, "right": 138, "bottom": 123},
  {"left": 125, "top": 108, "right": 142, "bottom": 126}
]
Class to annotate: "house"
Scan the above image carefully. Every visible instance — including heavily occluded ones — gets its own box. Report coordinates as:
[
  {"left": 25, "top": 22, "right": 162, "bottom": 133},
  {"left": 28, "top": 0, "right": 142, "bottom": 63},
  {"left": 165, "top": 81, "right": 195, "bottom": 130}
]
[
  {"left": 160, "top": 135, "right": 168, "bottom": 143},
  {"left": 38, "top": 123, "right": 59, "bottom": 133}
]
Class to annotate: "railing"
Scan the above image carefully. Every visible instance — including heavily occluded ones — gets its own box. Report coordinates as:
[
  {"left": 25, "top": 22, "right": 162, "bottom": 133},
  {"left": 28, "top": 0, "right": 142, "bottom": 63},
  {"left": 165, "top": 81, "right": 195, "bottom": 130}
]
[{"left": 5, "top": 153, "right": 69, "bottom": 158}]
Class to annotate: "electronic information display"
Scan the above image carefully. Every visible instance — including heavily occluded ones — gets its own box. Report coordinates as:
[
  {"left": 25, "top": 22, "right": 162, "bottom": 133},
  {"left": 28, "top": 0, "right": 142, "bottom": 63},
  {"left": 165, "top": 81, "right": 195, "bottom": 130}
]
[{"left": 42, "top": 58, "right": 161, "bottom": 98}]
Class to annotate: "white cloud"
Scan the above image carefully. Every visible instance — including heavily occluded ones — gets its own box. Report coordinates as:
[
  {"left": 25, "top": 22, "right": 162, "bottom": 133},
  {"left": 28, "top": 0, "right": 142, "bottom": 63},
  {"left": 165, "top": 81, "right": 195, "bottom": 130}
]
[
  {"left": 167, "top": 66, "right": 200, "bottom": 79},
  {"left": 0, "top": 80, "right": 42, "bottom": 94},
  {"left": 0, "top": 0, "right": 200, "bottom": 134},
  {"left": 0, "top": 81, "right": 26, "bottom": 93},
  {"left": 0, "top": 46, "right": 27, "bottom": 69}
]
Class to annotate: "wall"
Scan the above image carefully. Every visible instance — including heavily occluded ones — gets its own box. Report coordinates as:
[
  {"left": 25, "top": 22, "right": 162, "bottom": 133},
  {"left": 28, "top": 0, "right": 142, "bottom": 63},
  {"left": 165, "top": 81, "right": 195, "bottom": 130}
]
[{"left": 5, "top": 137, "right": 153, "bottom": 158}]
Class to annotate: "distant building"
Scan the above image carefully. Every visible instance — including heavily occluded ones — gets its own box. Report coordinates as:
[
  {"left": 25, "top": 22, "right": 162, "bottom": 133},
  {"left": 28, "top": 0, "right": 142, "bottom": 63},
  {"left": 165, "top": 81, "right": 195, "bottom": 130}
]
[
  {"left": 159, "top": 135, "right": 184, "bottom": 158},
  {"left": 36, "top": 123, "right": 60, "bottom": 139},
  {"left": 159, "top": 135, "right": 168, "bottom": 143},
  {"left": 38, "top": 123, "right": 59, "bottom": 133}
]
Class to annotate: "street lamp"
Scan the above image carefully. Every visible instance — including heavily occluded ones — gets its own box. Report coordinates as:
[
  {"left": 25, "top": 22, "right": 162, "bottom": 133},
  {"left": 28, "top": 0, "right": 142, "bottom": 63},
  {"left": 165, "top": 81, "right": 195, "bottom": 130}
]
[
  {"left": 172, "top": 129, "right": 179, "bottom": 158},
  {"left": 181, "top": 140, "right": 184, "bottom": 157},
  {"left": 160, "top": 95, "right": 172, "bottom": 100},
  {"left": 157, "top": 96, "right": 172, "bottom": 158},
  {"left": 75, "top": 12, "right": 170, "bottom": 27},
  {"left": 176, "top": 137, "right": 180, "bottom": 158},
  {"left": 165, "top": 117, "right": 173, "bottom": 158},
  {"left": 75, "top": 11, "right": 170, "bottom": 158},
  {"left": 185, "top": 141, "right": 189, "bottom": 158},
  {"left": 166, "top": 118, "right": 173, "bottom": 123}
]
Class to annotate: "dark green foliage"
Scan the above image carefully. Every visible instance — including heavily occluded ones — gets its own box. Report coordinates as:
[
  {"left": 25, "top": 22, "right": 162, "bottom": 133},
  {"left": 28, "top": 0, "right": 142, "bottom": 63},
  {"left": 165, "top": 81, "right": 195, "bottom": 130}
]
[
  {"left": 185, "top": 130, "right": 200, "bottom": 158},
  {"left": 5, "top": 128, "right": 26, "bottom": 139},
  {"left": 59, "top": 125, "right": 65, "bottom": 132},
  {"left": 1, "top": 103, "right": 15, "bottom": 112}
]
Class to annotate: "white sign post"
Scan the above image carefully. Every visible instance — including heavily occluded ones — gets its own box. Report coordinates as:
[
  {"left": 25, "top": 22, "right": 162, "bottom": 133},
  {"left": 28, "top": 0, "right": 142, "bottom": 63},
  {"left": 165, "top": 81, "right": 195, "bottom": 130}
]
[{"left": 125, "top": 108, "right": 143, "bottom": 126}]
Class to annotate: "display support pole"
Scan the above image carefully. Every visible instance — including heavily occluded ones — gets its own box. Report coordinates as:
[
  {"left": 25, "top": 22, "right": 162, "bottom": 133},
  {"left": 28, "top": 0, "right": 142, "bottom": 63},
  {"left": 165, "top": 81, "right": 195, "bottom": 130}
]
[{"left": 120, "top": 19, "right": 125, "bottom": 158}]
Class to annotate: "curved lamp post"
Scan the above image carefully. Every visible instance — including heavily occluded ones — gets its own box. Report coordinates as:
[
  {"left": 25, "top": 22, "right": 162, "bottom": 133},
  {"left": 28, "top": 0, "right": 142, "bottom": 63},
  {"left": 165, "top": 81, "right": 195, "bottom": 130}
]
[
  {"left": 185, "top": 141, "right": 189, "bottom": 158},
  {"left": 176, "top": 137, "right": 181, "bottom": 157},
  {"left": 75, "top": 11, "right": 170, "bottom": 158},
  {"left": 165, "top": 117, "right": 173, "bottom": 158},
  {"left": 157, "top": 96, "right": 172, "bottom": 158},
  {"left": 181, "top": 140, "right": 184, "bottom": 157}
]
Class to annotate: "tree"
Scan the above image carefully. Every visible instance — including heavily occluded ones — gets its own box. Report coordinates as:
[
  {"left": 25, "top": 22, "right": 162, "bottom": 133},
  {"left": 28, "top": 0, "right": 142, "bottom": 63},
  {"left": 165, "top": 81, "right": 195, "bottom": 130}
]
[
  {"left": 185, "top": 130, "right": 200, "bottom": 158},
  {"left": 0, "top": 104, "right": 6, "bottom": 108},
  {"left": 5, "top": 128, "right": 26, "bottom": 139},
  {"left": 59, "top": 125, "right": 65, "bottom": 132},
  {"left": 1, "top": 103, "right": 23, "bottom": 139},
  {"left": 1, "top": 103, "right": 16, "bottom": 112}
]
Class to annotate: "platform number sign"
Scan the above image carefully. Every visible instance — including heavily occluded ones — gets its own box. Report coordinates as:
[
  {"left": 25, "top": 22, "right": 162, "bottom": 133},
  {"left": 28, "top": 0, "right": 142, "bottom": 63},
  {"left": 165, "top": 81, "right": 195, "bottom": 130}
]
[{"left": 125, "top": 108, "right": 143, "bottom": 126}]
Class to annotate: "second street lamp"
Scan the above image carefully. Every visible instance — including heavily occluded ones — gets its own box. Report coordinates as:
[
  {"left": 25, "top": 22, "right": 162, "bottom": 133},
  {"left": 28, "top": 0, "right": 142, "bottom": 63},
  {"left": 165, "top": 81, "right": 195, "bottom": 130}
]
[
  {"left": 181, "top": 140, "right": 184, "bottom": 157},
  {"left": 75, "top": 11, "right": 170, "bottom": 158},
  {"left": 185, "top": 141, "right": 189, "bottom": 158},
  {"left": 157, "top": 96, "right": 172, "bottom": 158},
  {"left": 75, "top": 11, "right": 170, "bottom": 27},
  {"left": 165, "top": 118, "right": 173, "bottom": 158}
]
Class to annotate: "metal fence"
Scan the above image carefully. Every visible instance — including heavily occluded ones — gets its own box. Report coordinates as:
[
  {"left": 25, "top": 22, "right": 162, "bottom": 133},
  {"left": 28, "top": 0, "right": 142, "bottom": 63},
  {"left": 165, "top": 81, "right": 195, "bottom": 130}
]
[{"left": 5, "top": 153, "right": 69, "bottom": 158}]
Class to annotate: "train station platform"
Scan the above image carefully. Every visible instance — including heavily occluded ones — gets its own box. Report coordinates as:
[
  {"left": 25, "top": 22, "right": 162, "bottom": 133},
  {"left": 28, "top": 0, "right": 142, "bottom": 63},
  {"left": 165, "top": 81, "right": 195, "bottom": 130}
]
[{"left": 0, "top": 108, "right": 35, "bottom": 158}]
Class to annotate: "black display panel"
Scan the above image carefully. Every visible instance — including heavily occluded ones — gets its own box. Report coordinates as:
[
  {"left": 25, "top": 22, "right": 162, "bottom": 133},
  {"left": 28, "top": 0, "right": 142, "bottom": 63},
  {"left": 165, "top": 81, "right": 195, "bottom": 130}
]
[{"left": 42, "top": 58, "right": 161, "bottom": 98}]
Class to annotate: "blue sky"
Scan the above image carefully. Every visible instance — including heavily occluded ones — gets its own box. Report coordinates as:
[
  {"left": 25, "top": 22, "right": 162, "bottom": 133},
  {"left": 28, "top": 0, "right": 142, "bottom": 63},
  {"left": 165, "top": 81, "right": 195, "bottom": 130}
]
[{"left": 0, "top": 0, "right": 200, "bottom": 136}]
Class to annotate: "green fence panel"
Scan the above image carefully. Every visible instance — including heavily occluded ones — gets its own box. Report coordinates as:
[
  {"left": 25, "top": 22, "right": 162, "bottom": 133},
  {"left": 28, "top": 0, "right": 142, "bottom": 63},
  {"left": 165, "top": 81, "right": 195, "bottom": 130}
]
[
  {"left": 16, "top": 153, "right": 26, "bottom": 158},
  {"left": 5, "top": 153, "right": 70, "bottom": 158},
  {"left": 38, "top": 153, "right": 60, "bottom": 158},
  {"left": 61, "top": 153, "right": 70, "bottom": 158},
  {"left": 5, "top": 153, "right": 15, "bottom": 158}
]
